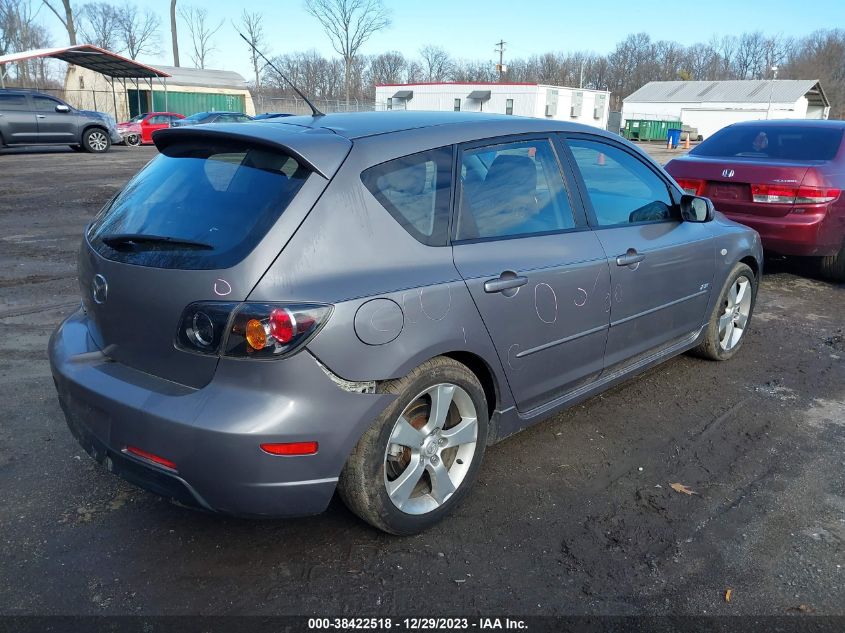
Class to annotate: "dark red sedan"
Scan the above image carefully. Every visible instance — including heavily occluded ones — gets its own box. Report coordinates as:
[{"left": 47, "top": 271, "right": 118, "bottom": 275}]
[
  {"left": 666, "top": 120, "right": 845, "bottom": 280},
  {"left": 117, "top": 112, "right": 185, "bottom": 145}
]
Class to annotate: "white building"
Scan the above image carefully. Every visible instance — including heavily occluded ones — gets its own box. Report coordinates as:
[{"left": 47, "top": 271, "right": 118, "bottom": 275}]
[
  {"left": 622, "top": 80, "right": 829, "bottom": 140},
  {"left": 375, "top": 83, "right": 611, "bottom": 129}
]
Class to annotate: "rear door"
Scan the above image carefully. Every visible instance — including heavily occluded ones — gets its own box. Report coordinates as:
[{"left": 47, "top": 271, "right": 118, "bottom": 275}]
[
  {"left": 32, "top": 94, "right": 77, "bottom": 142},
  {"left": 451, "top": 136, "right": 611, "bottom": 412},
  {"left": 0, "top": 93, "right": 39, "bottom": 144},
  {"left": 563, "top": 135, "right": 715, "bottom": 371}
]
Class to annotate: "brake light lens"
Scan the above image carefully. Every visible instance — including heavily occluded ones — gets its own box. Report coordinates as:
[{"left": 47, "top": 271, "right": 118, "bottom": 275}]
[
  {"left": 225, "top": 302, "right": 332, "bottom": 359},
  {"left": 751, "top": 184, "right": 841, "bottom": 205},
  {"left": 175, "top": 302, "right": 332, "bottom": 359},
  {"left": 676, "top": 178, "right": 705, "bottom": 196}
]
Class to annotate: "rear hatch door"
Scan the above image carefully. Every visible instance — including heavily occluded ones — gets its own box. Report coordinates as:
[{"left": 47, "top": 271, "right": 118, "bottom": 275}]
[{"left": 79, "top": 125, "right": 351, "bottom": 388}]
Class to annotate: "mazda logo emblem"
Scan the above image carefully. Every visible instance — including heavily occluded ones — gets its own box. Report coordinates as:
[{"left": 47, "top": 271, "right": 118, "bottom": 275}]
[
  {"left": 92, "top": 274, "right": 108, "bottom": 304},
  {"left": 722, "top": 169, "right": 735, "bottom": 178}
]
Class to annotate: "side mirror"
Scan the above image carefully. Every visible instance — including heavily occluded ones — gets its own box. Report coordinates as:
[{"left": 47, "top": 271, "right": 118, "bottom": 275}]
[
  {"left": 680, "top": 194, "right": 715, "bottom": 223},
  {"left": 55, "top": 104, "right": 70, "bottom": 113}
]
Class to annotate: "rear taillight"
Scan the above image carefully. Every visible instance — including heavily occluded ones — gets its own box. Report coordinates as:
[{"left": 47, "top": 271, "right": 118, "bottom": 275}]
[
  {"left": 175, "top": 302, "right": 332, "bottom": 359},
  {"left": 675, "top": 178, "right": 705, "bottom": 196},
  {"left": 227, "top": 303, "right": 332, "bottom": 359},
  {"left": 751, "top": 184, "right": 841, "bottom": 205}
]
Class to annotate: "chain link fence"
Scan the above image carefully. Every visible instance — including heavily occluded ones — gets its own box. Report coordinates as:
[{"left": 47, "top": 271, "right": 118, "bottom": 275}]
[{"left": 253, "top": 95, "right": 383, "bottom": 115}]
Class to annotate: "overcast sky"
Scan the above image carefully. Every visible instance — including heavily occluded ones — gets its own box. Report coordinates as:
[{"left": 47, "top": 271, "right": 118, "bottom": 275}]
[{"left": 36, "top": 0, "right": 845, "bottom": 79}]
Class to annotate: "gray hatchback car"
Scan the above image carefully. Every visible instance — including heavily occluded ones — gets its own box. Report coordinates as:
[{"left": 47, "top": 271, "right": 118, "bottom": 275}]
[{"left": 49, "top": 111, "right": 762, "bottom": 534}]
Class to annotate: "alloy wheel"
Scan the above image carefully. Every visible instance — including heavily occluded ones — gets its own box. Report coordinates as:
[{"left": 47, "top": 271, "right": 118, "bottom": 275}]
[
  {"left": 383, "top": 383, "right": 478, "bottom": 515},
  {"left": 88, "top": 131, "right": 108, "bottom": 152},
  {"left": 719, "top": 275, "right": 752, "bottom": 351}
]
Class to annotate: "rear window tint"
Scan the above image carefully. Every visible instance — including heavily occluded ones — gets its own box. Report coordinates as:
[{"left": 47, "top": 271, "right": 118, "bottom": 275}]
[
  {"left": 691, "top": 125, "right": 844, "bottom": 161},
  {"left": 0, "top": 93, "right": 29, "bottom": 110},
  {"left": 361, "top": 147, "right": 453, "bottom": 246},
  {"left": 88, "top": 143, "right": 309, "bottom": 269}
]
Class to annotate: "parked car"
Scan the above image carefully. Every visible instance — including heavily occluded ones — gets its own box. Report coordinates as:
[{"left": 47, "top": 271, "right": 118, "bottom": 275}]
[
  {"left": 117, "top": 112, "right": 185, "bottom": 144},
  {"left": 169, "top": 111, "right": 253, "bottom": 127},
  {"left": 0, "top": 88, "right": 121, "bottom": 153},
  {"left": 50, "top": 112, "right": 762, "bottom": 534},
  {"left": 253, "top": 112, "right": 295, "bottom": 120},
  {"left": 666, "top": 120, "right": 845, "bottom": 280}
]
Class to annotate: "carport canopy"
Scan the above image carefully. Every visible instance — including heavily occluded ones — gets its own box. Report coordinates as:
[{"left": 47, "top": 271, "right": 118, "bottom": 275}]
[
  {"left": 0, "top": 44, "right": 170, "bottom": 79},
  {"left": 392, "top": 90, "right": 413, "bottom": 99}
]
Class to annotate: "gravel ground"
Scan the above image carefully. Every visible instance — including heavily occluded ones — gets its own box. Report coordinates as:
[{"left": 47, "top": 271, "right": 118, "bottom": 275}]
[{"left": 0, "top": 143, "right": 843, "bottom": 617}]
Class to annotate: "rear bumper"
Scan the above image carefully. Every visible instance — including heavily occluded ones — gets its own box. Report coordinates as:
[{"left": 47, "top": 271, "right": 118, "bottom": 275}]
[
  {"left": 720, "top": 209, "right": 844, "bottom": 257},
  {"left": 49, "top": 308, "right": 393, "bottom": 517}
]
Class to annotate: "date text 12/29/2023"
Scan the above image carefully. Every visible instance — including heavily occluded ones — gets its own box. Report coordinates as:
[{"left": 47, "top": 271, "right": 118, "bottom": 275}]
[{"left": 307, "top": 617, "right": 528, "bottom": 630}]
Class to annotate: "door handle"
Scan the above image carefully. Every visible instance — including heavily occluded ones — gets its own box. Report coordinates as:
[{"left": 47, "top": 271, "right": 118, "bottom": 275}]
[
  {"left": 484, "top": 274, "right": 528, "bottom": 294},
  {"left": 616, "top": 249, "right": 646, "bottom": 267},
  {"left": 36, "top": 115, "right": 46, "bottom": 119}
]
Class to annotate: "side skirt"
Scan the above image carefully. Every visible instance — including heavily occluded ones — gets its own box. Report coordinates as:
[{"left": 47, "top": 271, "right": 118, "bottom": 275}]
[{"left": 491, "top": 326, "right": 705, "bottom": 442}]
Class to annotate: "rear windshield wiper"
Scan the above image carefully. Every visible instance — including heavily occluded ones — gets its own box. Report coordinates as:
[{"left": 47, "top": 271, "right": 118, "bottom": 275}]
[{"left": 101, "top": 233, "right": 214, "bottom": 251}]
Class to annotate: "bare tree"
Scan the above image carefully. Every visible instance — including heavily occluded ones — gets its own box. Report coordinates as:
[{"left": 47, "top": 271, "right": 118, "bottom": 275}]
[
  {"left": 419, "top": 45, "right": 452, "bottom": 82},
  {"left": 42, "top": 0, "right": 76, "bottom": 45},
  {"left": 239, "top": 10, "right": 264, "bottom": 91},
  {"left": 77, "top": 2, "right": 119, "bottom": 50},
  {"left": 2, "top": 0, "right": 53, "bottom": 85},
  {"left": 115, "top": 5, "right": 159, "bottom": 59},
  {"left": 178, "top": 5, "right": 222, "bottom": 69},
  {"left": 304, "top": 0, "right": 390, "bottom": 104},
  {"left": 367, "top": 50, "right": 405, "bottom": 85},
  {"left": 169, "top": 0, "right": 178, "bottom": 66}
]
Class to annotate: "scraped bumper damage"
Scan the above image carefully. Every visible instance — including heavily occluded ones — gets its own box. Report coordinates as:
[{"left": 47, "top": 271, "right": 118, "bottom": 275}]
[{"left": 49, "top": 308, "right": 393, "bottom": 517}]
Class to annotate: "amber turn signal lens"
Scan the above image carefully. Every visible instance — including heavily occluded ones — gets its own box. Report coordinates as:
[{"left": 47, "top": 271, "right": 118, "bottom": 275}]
[{"left": 245, "top": 318, "right": 267, "bottom": 350}]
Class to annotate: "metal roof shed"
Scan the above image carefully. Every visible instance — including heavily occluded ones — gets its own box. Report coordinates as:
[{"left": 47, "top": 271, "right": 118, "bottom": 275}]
[{"left": 0, "top": 44, "right": 171, "bottom": 118}]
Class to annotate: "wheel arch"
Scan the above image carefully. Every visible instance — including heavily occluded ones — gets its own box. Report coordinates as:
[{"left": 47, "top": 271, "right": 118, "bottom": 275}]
[{"left": 440, "top": 350, "right": 499, "bottom": 421}]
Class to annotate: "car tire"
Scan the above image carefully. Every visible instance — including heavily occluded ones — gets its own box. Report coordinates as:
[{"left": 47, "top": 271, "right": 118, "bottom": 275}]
[
  {"left": 81, "top": 128, "right": 111, "bottom": 153},
  {"left": 691, "top": 262, "right": 757, "bottom": 361},
  {"left": 338, "top": 356, "right": 489, "bottom": 535},
  {"left": 819, "top": 243, "right": 845, "bottom": 282}
]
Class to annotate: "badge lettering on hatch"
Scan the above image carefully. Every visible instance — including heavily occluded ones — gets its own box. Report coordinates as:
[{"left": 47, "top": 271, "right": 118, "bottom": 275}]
[{"left": 722, "top": 169, "right": 735, "bottom": 178}]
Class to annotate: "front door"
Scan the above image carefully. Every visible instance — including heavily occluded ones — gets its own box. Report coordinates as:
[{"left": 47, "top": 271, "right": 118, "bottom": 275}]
[
  {"left": 142, "top": 114, "right": 170, "bottom": 143},
  {"left": 452, "top": 136, "right": 611, "bottom": 412},
  {"left": 564, "top": 136, "right": 715, "bottom": 371},
  {"left": 32, "top": 95, "right": 77, "bottom": 143}
]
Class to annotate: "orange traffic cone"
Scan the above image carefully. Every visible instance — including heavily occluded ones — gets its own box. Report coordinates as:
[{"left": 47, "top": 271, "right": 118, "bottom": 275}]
[
  {"left": 684, "top": 133, "right": 691, "bottom": 150},
  {"left": 596, "top": 152, "right": 606, "bottom": 166}
]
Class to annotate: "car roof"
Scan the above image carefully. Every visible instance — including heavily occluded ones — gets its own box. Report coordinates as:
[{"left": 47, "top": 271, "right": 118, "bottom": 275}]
[
  {"left": 726, "top": 119, "right": 845, "bottom": 130},
  {"left": 260, "top": 110, "right": 609, "bottom": 140}
]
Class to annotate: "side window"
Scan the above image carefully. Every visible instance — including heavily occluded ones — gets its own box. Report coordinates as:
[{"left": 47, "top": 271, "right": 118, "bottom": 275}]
[
  {"left": 456, "top": 138, "right": 575, "bottom": 240},
  {"left": 148, "top": 115, "right": 165, "bottom": 124},
  {"left": 33, "top": 96, "right": 61, "bottom": 112},
  {"left": 567, "top": 139, "right": 675, "bottom": 226},
  {"left": 361, "top": 147, "right": 453, "bottom": 247},
  {"left": 0, "top": 94, "right": 29, "bottom": 111}
]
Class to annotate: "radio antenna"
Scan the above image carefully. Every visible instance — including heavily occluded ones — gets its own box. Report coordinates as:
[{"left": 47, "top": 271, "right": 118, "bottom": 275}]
[{"left": 237, "top": 31, "right": 324, "bottom": 118}]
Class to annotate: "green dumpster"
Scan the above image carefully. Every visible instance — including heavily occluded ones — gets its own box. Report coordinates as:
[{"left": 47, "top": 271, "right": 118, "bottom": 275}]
[{"left": 623, "top": 119, "right": 682, "bottom": 141}]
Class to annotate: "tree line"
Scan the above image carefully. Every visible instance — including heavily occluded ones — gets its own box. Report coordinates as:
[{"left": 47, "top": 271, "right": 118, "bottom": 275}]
[{"left": 1, "top": 0, "right": 843, "bottom": 118}]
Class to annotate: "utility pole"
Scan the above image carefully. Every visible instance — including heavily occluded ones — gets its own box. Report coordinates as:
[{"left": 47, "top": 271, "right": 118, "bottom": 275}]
[{"left": 494, "top": 39, "right": 506, "bottom": 82}]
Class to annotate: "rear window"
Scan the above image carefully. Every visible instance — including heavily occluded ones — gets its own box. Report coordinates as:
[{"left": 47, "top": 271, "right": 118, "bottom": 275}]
[
  {"left": 691, "top": 125, "right": 844, "bottom": 161},
  {"left": 88, "top": 142, "right": 309, "bottom": 269},
  {"left": 0, "top": 93, "right": 29, "bottom": 110}
]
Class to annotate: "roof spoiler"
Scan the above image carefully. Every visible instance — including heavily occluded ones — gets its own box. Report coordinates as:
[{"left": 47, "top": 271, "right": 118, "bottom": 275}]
[{"left": 152, "top": 124, "right": 352, "bottom": 179}]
